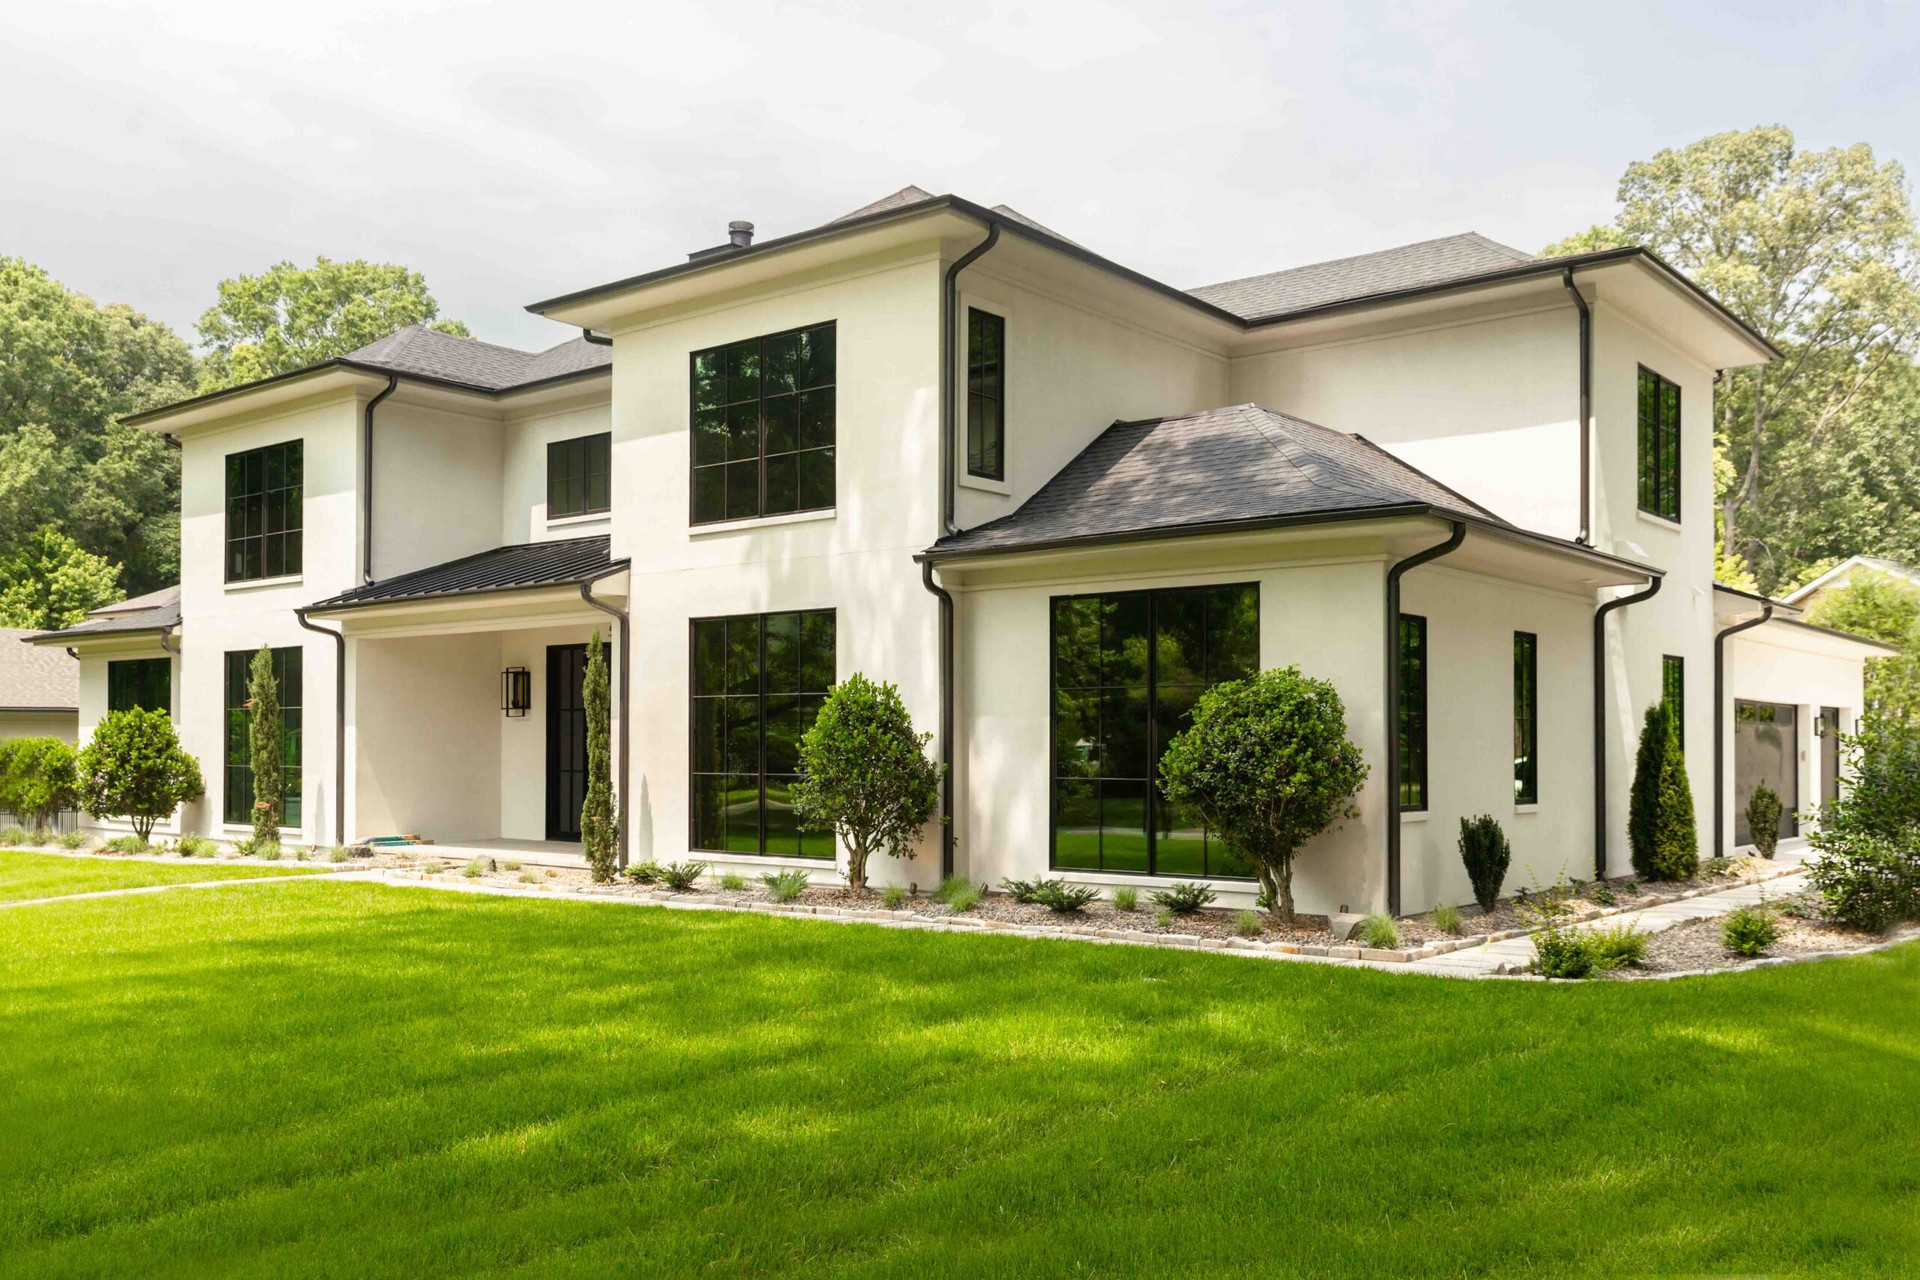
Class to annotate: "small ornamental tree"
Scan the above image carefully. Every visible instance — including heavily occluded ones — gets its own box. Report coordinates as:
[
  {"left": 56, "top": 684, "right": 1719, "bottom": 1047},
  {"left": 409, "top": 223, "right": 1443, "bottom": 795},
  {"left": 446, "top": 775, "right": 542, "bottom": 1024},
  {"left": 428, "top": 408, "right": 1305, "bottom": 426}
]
[
  {"left": 1745, "top": 783, "right": 1784, "bottom": 859},
  {"left": 76, "top": 708, "right": 204, "bottom": 843},
  {"left": 1159, "top": 666, "right": 1369, "bottom": 922},
  {"left": 0, "top": 737, "right": 78, "bottom": 830},
  {"left": 246, "top": 645, "right": 282, "bottom": 842},
  {"left": 580, "top": 630, "right": 617, "bottom": 883},
  {"left": 1628, "top": 702, "right": 1699, "bottom": 880},
  {"left": 791, "top": 673, "right": 939, "bottom": 893}
]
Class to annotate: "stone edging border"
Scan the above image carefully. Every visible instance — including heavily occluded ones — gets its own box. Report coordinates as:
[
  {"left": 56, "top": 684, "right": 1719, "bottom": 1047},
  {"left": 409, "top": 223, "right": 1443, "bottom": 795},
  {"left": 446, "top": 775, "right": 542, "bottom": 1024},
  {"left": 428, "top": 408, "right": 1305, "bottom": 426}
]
[{"left": 1616, "top": 926, "right": 1920, "bottom": 981}]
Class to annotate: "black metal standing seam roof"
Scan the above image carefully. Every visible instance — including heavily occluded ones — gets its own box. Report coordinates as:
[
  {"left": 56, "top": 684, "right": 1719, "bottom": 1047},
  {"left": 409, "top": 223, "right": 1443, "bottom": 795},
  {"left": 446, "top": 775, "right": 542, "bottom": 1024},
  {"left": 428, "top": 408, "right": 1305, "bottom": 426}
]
[
  {"left": 924, "top": 404, "right": 1507, "bottom": 559},
  {"left": 305, "top": 536, "right": 621, "bottom": 610}
]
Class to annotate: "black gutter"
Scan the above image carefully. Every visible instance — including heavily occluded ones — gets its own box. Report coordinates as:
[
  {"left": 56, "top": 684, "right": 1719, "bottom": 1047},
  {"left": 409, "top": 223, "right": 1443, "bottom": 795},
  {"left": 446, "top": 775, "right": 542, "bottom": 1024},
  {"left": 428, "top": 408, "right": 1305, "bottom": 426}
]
[
  {"left": 1384, "top": 521, "right": 1465, "bottom": 917},
  {"left": 1563, "top": 269, "right": 1592, "bottom": 544},
  {"left": 582, "top": 329, "right": 613, "bottom": 346},
  {"left": 362, "top": 375, "right": 398, "bottom": 585},
  {"left": 157, "top": 622, "right": 180, "bottom": 657},
  {"left": 294, "top": 606, "right": 347, "bottom": 848},
  {"left": 305, "top": 565, "right": 627, "bottom": 616},
  {"left": 1592, "top": 577, "right": 1664, "bottom": 879},
  {"left": 1713, "top": 605, "right": 1773, "bottom": 857},
  {"left": 579, "top": 580, "right": 632, "bottom": 871}
]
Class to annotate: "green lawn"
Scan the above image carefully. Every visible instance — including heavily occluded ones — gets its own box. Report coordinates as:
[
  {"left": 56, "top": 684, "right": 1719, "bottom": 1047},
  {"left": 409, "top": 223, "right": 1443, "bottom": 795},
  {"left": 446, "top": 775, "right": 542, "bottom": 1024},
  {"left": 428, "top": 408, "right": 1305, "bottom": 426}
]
[
  {"left": 0, "top": 849, "right": 324, "bottom": 903},
  {"left": 2, "top": 881, "right": 1917, "bottom": 1278}
]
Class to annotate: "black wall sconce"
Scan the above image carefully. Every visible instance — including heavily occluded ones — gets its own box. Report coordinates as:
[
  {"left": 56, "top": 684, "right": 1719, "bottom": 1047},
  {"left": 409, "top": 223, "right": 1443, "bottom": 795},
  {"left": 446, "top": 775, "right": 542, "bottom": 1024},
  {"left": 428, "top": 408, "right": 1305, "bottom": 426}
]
[{"left": 501, "top": 667, "right": 531, "bottom": 717}]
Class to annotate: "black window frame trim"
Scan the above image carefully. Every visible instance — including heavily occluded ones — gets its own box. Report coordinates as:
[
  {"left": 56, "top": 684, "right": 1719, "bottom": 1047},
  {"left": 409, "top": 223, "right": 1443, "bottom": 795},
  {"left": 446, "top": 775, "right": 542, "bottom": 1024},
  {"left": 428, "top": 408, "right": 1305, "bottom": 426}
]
[
  {"left": 546, "top": 431, "right": 613, "bottom": 520},
  {"left": 1397, "top": 613, "right": 1429, "bottom": 812},
  {"left": 687, "top": 319, "right": 838, "bottom": 528},
  {"left": 1636, "top": 364, "right": 1682, "bottom": 523},
  {"left": 1513, "top": 630, "right": 1538, "bottom": 806},
  {"left": 964, "top": 305, "right": 1007, "bottom": 483},
  {"left": 223, "top": 437, "right": 305, "bottom": 584}
]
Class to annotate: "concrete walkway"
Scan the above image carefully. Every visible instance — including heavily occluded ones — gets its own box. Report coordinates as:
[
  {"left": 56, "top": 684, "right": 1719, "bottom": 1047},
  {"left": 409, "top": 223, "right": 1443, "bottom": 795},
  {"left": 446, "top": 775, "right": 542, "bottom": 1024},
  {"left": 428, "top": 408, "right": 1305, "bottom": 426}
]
[{"left": 1404, "top": 871, "right": 1809, "bottom": 977}]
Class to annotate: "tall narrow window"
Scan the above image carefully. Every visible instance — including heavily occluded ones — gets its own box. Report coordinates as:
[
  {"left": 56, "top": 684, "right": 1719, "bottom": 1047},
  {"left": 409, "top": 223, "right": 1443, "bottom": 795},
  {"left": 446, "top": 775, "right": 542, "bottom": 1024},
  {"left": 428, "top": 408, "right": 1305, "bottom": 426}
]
[
  {"left": 966, "top": 308, "right": 1005, "bottom": 481},
  {"left": 690, "top": 322, "right": 835, "bottom": 525},
  {"left": 1398, "top": 614, "right": 1428, "bottom": 810},
  {"left": 107, "top": 658, "right": 171, "bottom": 714},
  {"left": 225, "top": 439, "right": 303, "bottom": 582},
  {"left": 690, "top": 610, "right": 836, "bottom": 857},
  {"left": 1050, "top": 584, "right": 1259, "bottom": 877},
  {"left": 1637, "top": 366, "right": 1681, "bottom": 521},
  {"left": 1663, "top": 654, "right": 1685, "bottom": 727},
  {"left": 223, "top": 648, "right": 302, "bottom": 827},
  {"left": 547, "top": 432, "right": 611, "bottom": 518},
  {"left": 1513, "top": 632, "right": 1538, "bottom": 804}
]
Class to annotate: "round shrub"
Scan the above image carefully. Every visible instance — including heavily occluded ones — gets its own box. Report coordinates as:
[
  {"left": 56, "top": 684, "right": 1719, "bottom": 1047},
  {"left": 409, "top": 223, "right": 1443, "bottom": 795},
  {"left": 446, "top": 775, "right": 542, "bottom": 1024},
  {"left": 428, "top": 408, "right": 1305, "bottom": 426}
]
[
  {"left": 791, "top": 673, "right": 939, "bottom": 893},
  {"left": 75, "top": 709, "right": 204, "bottom": 843}
]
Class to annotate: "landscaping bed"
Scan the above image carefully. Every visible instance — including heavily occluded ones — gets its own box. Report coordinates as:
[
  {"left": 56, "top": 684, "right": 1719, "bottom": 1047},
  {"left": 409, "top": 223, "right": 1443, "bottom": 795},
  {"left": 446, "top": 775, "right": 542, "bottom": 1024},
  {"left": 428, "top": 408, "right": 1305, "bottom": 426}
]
[{"left": 1602, "top": 889, "right": 1920, "bottom": 978}]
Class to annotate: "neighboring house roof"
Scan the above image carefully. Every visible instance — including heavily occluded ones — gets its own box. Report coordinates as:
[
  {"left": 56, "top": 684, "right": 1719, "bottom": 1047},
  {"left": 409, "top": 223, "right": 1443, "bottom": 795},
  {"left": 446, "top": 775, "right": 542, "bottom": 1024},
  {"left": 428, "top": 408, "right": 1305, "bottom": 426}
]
[
  {"left": 27, "top": 593, "right": 182, "bottom": 645},
  {"left": 304, "top": 536, "right": 624, "bottom": 611},
  {"left": 1188, "top": 233, "right": 1534, "bottom": 320},
  {"left": 0, "top": 629, "right": 79, "bottom": 710},
  {"left": 924, "top": 403, "right": 1509, "bottom": 559},
  {"left": 1781, "top": 555, "right": 1920, "bottom": 605}
]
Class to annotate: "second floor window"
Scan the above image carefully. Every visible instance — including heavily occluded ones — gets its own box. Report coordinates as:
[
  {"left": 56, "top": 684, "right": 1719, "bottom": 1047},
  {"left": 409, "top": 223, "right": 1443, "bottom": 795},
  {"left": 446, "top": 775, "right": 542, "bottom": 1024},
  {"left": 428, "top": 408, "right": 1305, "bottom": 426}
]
[
  {"left": 548, "top": 432, "right": 611, "bottom": 518},
  {"left": 225, "top": 439, "right": 302, "bottom": 582},
  {"left": 966, "top": 308, "right": 1005, "bottom": 481},
  {"left": 1638, "top": 366, "right": 1681, "bottom": 522},
  {"left": 690, "top": 322, "right": 835, "bottom": 525}
]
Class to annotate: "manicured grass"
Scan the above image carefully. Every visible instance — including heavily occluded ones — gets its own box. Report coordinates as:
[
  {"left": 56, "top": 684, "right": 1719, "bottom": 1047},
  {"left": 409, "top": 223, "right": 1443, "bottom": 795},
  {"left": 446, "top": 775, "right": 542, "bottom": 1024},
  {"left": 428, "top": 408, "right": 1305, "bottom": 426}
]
[
  {"left": 2, "top": 881, "right": 1917, "bottom": 1278},
  {"left": 0, "top": 849, "right": 324, "bottom": 903}
]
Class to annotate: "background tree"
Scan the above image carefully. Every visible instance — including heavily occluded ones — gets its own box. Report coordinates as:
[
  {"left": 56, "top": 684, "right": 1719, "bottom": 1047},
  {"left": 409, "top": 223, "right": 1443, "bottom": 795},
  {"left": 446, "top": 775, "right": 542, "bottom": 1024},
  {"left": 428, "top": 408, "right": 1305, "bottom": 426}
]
[
  {"left": 0, "top": 737, "right": 79, "bottom": 829},
  {"left": 1158, "top": 666, "right": 1368, "bottom": 921},
  {"left": 246, "top": 645, "right": 282, "bottom": 843},
  {"left": 0, "top": 526, "right": 121, "bottom": 629},
  {"left": 1627, "top": 703, "right": 1698, "bottom": 880},
  {"left": 791, "top": 673, "right": 939, "bottom": 893},
  {"left": 197, "top": 257, "right": 470, "bottom": 390},
  {"left": 580, "top": 631, "right": 617, "bottom": 883},
  {"left": 75, "top": 708, "right": 204, "bottom": 843},
  {"left": 1805, "top": 572, "right": 1920, "bottom": 725}
]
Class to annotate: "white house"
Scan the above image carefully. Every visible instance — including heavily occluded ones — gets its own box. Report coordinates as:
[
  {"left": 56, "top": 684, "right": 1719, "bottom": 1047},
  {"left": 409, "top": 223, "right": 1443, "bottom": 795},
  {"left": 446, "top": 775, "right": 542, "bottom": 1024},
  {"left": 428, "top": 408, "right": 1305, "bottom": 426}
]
[{"left": 30, "top": 188, "right": 1895, "bottom": 913}]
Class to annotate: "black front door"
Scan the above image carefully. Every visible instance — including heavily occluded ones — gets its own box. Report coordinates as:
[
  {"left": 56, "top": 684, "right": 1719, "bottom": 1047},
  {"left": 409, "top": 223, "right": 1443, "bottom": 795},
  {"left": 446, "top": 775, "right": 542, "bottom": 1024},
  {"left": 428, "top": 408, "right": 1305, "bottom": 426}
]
[{"left": 546, "top": 644, "right": 589, "bottom": 841}]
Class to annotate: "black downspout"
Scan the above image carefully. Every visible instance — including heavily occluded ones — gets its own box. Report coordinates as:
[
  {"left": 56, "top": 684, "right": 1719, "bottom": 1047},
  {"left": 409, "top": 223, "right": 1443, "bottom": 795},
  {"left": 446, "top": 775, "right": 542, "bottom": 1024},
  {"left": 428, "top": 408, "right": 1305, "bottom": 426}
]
[
  {"left": 362, "top": 375, "right": 398, "bottom": 585},
  {"left": 580, "top": 580, "right": 631, "bottom": 871},
  {"left": 1563, "top": 269, "right": 1592, "bottom": 545},
  {"left": 1592, "top": 577, "right": 1664, "bottom": 879},
  {"left": 157, "top": 624, "right": 180, "bottom": 657},
  {"left": 294, "top": 606, "right": 347, "bottom": 849},
  {"left": 582, "top": 329, "right": 612, "bottom": 346},
  {"left": 1714, "top": 605, "right": 1774, "bottom": 856},
  {"left": 923, "top": 221, "right": 1001, "bottom": 882},
  {"left": 1384, "top": 521, "right": 1465, "bottom": 917}
]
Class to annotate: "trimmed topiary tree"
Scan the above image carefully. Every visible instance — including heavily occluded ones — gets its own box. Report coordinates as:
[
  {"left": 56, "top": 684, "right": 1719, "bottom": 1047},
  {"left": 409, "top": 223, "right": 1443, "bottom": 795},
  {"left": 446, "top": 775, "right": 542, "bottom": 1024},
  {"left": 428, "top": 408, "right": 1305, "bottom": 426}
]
[
  {"left": 1628, "top": 702, "right": 1698, "bottom": 881},
  {"left": 580, "top": 630, "right": 617, "bottom": 883},
  {"left": 246, "top": 645, "right": 282, "bottom": 843},
  {"left": 791, "top": 672, "right": 939, "bottom": 893},
  {"left": 76, "top": 709, "right": 204, "bottom": 843},
  {"left": 1745, "top": 783, "right": 1784, "bottom": 859},
  {"left": 1458, "top": 814, "right": 1511, "bottom": 913},
  {"left": 0, "top": 736, "right": 78, "bottom": 830},
  {"left": 1159, "top": 666, "right": 1369, "bottom": 922}
]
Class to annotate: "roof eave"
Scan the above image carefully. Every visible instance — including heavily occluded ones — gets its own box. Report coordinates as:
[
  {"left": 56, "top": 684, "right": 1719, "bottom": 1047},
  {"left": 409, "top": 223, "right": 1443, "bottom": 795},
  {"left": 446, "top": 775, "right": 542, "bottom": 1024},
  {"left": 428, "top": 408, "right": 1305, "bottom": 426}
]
[{"left": 300, "top": 560, "right": 632, "bottom": 617}]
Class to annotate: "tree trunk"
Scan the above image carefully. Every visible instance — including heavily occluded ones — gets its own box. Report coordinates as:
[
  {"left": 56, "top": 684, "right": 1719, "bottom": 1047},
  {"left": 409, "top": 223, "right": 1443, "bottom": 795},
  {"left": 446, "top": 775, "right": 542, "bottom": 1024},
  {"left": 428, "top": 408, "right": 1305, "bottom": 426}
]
[
  {"left": 1258, "top": 861, "right": 1295, "bottom": 923},
  {"left": 847, "top": 838, "right": 869, "bottom": 893},
  {"left": 133, "top": 815, "right": 152, "bottom": 843}
]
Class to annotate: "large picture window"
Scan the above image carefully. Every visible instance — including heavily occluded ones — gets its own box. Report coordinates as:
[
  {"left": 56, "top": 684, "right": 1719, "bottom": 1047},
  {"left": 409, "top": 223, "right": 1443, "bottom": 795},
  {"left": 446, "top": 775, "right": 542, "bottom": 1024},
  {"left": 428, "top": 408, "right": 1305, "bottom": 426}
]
[
  {"left": 690, "top": 610, "right": 836, "bottom": 857},
  {"left": 107, "top": 658, "right": 171, "bottom": 715},
  {"left": 966, "top": 307, "right": 1005, "bottom": 481},
  {"left": 1638, "top": 366, "right": 1681, "bottom": 521},
  {"left": 1051, "top": 584, "right": 1259, "bottom": 878},
  {"left": 225, "top": 439, "right": 303, "bottom": 582},
  {"left": 224, "top": 648, "right": 302, "bottom": 827},
  {"left": 547, "top": 432, "right": 611, "bottom": 518},
  {"left": 690, "top": 322, "right": 835, "bottom": 525},
  {"left": 1513, "top": 632, "right": 1537, "bottom": 804},
  {"left": 1397, "top": 614, "right": 1428, "bottom": 810}
]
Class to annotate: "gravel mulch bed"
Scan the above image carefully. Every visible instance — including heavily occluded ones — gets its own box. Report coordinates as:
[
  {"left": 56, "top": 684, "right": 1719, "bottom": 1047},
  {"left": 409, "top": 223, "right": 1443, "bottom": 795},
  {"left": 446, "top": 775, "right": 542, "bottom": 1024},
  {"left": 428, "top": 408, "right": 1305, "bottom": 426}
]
[
  {"left": 1607, "top": 893, "right": 1898, "bottom": 977},
  {"left": 1406, "top": 856, "right": 1796, "bottom": 938}
]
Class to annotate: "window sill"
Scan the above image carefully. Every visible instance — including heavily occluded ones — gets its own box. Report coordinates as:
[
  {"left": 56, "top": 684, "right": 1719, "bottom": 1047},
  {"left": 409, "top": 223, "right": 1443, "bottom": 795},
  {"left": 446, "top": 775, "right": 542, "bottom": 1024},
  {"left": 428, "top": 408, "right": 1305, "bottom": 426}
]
[
  {"left": 1054, "top": 869, "right": 1255, "bottom": 889},
  {"left": 1636, "top": 510, "right": 1683, "bottom": 534},
  {"left": 220, "top": 824, "right": 303, "bottom": 836},
  {"left": 1399, "top": 809, "right": 1429, "bottom": 824},
  {"left": 225, "top": 574, "right": 303, "bottom": 593},
  {"left": 689, "top": 508, "right": 836, "bottom": 537},
  {"left": 546, "top": 510, "right": 611, "bottom": 530},
  {"left": 959, "top": 473, "right": 1012, "bottom": 496},
  {"left": 689, "top": 851, "right": 837, "bottom": 870},
  {"left": 1514, "top": 803, "right": 1540, "bottom": 815}
]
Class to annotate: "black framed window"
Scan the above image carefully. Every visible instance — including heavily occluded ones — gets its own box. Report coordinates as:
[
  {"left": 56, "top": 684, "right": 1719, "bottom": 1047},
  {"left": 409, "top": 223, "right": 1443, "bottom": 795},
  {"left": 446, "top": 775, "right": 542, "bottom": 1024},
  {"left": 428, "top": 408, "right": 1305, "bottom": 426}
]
[
  {"left": 1637, "top": 366, "right": 1681, "bottom": 521},
  {"left": 107, "top": 658, "right": 171, "bottom": 715},
  {"left": 225, "top": 439, "right": 302, "bottom": 582},
  {"left": 1663, "top": 654, "right": 1685, "bottom": 727},
  {"left": 690, "top": 322, "right": 835, "bottom": 525},
  {"left": 1514, "top": 632, "right": 1538, "bottom": 804},
  {"left": 966, "top": 308, "right": 1005, "bottom": 481},
  {"left": 1051, "top": 584, "right": 1259, "bottom": 878},
  {"left": 223, "top": 648, "right": 302, "bottom": 827},
  {"left": 547, "top": 433, "right": 611, "bottom": 518},
  {"left": 1398, "top": 614, "right": 1428, "bottom": 810},
  {"left": 690, "top": 610, "right": 835, "bottom": 857}
]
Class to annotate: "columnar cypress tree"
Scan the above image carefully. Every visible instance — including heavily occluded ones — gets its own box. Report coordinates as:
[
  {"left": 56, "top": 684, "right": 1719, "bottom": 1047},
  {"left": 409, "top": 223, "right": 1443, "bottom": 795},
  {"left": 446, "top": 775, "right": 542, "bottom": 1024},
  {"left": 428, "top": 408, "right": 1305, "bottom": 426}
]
[
  {"left": 580, "top": 630, "right": 617, "bottom": 883},
  {"left": 247, "top": 644, "right": 282, "bottom": 844},
  {"left": 1628, "top": 702, "right": 1699, "bottom": 880}
]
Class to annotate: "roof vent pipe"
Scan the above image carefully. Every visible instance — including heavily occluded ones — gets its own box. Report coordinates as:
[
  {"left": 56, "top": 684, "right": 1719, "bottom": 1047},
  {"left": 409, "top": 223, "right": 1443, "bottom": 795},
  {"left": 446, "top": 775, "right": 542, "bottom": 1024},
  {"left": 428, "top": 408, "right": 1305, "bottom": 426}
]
[{"left": 728, "top": 221, "right": 755, "bottom": 248}]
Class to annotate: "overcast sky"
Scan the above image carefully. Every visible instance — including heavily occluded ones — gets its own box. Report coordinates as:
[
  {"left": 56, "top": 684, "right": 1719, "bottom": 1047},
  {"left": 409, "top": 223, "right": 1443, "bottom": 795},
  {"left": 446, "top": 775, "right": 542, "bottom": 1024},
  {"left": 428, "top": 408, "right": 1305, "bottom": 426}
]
[{"left": 6, "top": 0, "right": 1917, "bottom": 352}]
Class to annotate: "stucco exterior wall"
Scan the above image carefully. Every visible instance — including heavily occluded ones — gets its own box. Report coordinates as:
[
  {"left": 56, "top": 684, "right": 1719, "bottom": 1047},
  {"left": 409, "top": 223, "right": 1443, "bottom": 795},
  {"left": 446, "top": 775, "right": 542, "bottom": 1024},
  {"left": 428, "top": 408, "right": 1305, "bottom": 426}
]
[
  {"left": 350, "top": 632, "right": 503, "bottom": 842},
  {"left": 369, "top": 399, "right": 505, "bottom": 579},
  {"left": 0, "top": 711, "right": 77, "bottom": 743},
  {"left": 501, "top": 398, "right": 615, "bottom": 546}
]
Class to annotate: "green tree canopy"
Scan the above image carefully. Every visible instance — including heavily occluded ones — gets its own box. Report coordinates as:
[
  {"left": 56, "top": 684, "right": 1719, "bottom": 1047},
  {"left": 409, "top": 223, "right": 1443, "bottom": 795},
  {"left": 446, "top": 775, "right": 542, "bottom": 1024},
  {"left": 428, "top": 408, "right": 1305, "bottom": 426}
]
[
  {"left": 1806, "top": 572, "right": 1920, "bottom": 725},
  {"left": 792, "top": 673, "right": 939, "bottom": 894},
  {"left": 0, "top": 526, "right": 122, "bottom": 629},
  {"left": 196, "top": 257, "right": 470, "bottom": 390}
]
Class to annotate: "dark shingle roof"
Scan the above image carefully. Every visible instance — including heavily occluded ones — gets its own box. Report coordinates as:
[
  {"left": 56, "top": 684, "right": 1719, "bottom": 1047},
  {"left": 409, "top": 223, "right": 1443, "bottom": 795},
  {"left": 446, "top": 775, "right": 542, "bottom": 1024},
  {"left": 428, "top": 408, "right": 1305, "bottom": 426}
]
[
  {"left": 307, "top": 536, "right": 621, "bottom": 611},
  {"left": 926, "top": 404, "right": 1502, "bottom": 559},
  {"left": 0, "top": 630, "right": 79, "bottom": 708},
  {"left": 87, "top": 584, "right": 180, "bottom": 617},
  {"left": 344, "top": 326, "right": 610, "bottom": 392},
  {"left": 1188, "top": 233, "right": 1534, "bottom": 321},
  {"left": 28, "top": 597, "right": 182, "bottom": 644}
]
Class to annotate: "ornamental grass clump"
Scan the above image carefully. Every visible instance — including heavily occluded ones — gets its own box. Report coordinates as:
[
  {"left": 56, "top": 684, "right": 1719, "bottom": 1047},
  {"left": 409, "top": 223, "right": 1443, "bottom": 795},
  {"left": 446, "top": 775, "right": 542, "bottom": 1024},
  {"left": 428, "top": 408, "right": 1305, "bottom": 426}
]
[
  {"left": 1111, "top": 886, "right": 1138, "bottom": 913},
  {"left": 1458, "top": 815, "right": 1511, "bottom": 913},
  {"left": 1628, "top": 702, "right": 1698, "bottom": 881},
  {"left": 1234, "top": 910, "right": 1263, "bottom": 939},
  {"left": 791, "top": 673, "right": 939, "bottom": 894},
  {"left": 935, "top": 875, "right": 981, "bottom": 912},
  {"left": 659, "top": 861, "right": 707, "bottom": 892},
  {"left": 761, "top": 869, "right": 809, "bottom": 903},
  {"left": 1032, "top": 882, "right": 1099, "bottom": 914},
  {"left": 1432, "top": 902, "right": 1463, "bottom": 935},
  {"left": 1149, "top": 881, "right": 1216, "bottom": 915},
  {"left": 1159, "top": 666, "right": 1368, "bottom": 921},
  {"left": 1359, "top": 913, "right": 1401, "bottom": 950}
]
